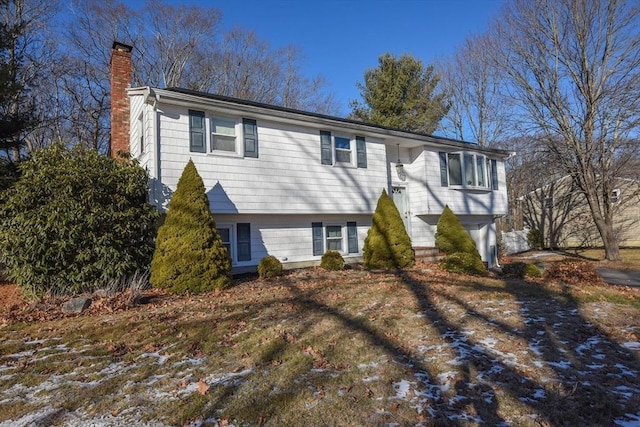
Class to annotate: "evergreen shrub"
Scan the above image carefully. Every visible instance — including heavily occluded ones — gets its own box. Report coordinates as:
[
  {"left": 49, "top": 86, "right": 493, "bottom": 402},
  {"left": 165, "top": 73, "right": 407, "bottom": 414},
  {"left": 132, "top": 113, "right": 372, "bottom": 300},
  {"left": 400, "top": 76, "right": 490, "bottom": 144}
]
[
  {"left": 150, "top": 160, "right": 231, "bottom": 294},
  {"left": 435, "top": 205, "right": 486, "bottom": 275},
  {"left": 502, "top": 262, "right": 542, "bottom": 279},
  {"left": 527, "top": 229, "right": 544, "bottom": 249},
  {"left": 0, "top": 144, "right": 158, "bottom": 297},
  {"left": 439, "top": 252, "right": 487, "bottom": 275},
  {"left": 258, "top": 255, "right": 283, "bottom": 279},
  {"left": 321, "top": 250, "right": 345, "bottom": 271},
  {"left": 363, "top": 189, "right": 414, "bottom": 269}
]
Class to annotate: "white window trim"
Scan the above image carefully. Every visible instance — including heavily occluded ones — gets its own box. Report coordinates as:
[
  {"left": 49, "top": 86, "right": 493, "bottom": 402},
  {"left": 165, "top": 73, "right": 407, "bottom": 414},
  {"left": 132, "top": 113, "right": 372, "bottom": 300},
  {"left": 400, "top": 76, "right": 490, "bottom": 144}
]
[
  {"left": 325, "top": 224, "right": 345, "bottom": 253},
  {"left": 217, "top": 223, "right": 235, "bottom": 263},
  {"left": 448, "top": 152, "right": 490, "bottom": 190},
  {"left": 611, "top": 189, "right": 621, "bottom": 204},
  {"left": 331, "top": 135, "right": 356, "bottom": 167},
  {"left": 209, "top": 116, "right": 241, "bottom": 156}
]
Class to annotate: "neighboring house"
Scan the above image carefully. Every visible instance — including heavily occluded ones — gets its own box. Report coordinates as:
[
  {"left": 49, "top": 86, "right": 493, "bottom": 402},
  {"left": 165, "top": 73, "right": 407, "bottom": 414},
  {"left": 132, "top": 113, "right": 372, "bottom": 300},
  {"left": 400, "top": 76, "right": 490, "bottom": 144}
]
[
  {"left": 110, "top": 42, "right": 512, "bottom": 272},
  {"left": 520, "top": 175, "right": 640, "bottom": 248}
]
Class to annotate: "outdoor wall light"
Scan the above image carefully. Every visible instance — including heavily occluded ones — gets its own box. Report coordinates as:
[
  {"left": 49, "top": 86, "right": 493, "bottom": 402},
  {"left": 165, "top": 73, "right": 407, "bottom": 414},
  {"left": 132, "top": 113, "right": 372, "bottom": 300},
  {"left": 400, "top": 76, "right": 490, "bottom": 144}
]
[{"left": 395, "top": 144, "right": 406, "bottom": 180}]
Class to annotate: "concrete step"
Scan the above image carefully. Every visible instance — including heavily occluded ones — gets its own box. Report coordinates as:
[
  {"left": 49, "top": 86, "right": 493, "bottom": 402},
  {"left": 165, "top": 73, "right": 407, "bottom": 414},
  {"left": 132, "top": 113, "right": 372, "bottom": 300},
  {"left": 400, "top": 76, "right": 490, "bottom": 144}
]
[{"left": 413, "top": 247, "right": 444, "bottom": 263}]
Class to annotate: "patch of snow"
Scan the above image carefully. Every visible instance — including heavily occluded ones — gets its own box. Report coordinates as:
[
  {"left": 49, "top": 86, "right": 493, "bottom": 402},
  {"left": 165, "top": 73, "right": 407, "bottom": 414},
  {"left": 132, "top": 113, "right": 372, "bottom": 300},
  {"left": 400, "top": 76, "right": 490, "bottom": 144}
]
[
  {"left": 576, "top": 337, "right": 601, "bottom": 355},
  {"left": 621, "top": 342, "right": 640, "bottom": 351},
  {"left": 0, "top": 406, "right": 60, "bottom": 427},
  {"left": 586, "top": 363, "right": 605, "bottom": 370},
  {"left": 546, "top": 360, "right": 571, "bottom": 369},
  {"left": 615, "top": 411, "right": 640, "bottom": 427},
  {"left": 532, "top": 389, "right": 546, "bottom": 399},
  {"left": 362, "top": 375, "right": 379, "bottom": 383},
  {"left": 393, "top": 380, "right": 412, "bottom": 399},
  {"left": 614, "top": 363, "right": 637, "bottom": 377}
]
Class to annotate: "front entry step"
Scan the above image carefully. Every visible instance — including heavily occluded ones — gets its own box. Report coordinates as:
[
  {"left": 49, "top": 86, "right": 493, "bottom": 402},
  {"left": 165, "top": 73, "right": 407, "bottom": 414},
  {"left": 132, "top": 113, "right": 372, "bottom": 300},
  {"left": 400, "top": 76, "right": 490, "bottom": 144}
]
[{"left": 413, "top": 246, "right": 444, "bottom": 263}]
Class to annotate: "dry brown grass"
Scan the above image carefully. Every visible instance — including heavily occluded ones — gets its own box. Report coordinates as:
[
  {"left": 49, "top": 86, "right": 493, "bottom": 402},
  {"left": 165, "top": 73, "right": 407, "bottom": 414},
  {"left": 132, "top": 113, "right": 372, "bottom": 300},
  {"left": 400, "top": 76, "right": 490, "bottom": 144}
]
[{"left": 1, "top": 265, "right": 639, "bottom": 426}]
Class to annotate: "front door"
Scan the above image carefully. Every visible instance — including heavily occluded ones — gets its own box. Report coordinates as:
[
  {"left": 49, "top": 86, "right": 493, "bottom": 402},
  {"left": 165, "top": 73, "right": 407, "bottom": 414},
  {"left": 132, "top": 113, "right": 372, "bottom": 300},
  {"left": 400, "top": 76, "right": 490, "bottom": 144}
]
[{"left": 392, "top": 186, "right": 410, "bottom": 235}]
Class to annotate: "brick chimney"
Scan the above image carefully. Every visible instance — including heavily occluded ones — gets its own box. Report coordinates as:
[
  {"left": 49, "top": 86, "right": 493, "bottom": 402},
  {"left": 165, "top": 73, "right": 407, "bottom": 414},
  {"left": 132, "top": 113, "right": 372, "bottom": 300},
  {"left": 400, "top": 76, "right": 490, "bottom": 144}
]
[{"left": 110, "top": 41, "right": 133, "bottom": 158}]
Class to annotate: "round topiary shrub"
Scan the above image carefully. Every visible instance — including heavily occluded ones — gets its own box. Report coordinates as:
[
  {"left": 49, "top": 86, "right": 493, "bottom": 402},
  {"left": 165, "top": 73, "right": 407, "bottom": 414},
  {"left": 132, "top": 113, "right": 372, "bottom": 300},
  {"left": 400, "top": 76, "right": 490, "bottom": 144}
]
[
  {"left": 501, "top": 262, "right": 527, "bottom": 278},
  {"left": 435, "top": 206, "right": 486, "bottom": 275},
  {"left": 439, "top": 252, "right": 487, "bottom": 276},
  {"left": 363, "top": 189, "right": 415, "bottom": 269},
  {"left": 321, "top": 250, "right": 345, "bottom": 271},
  {"left": 524, "top": 263, "right": 542, "bottom": 278},
  {"left": 150, "top": 160, "right": 231, "bottom": 294},
  {"left": 0, "top": 144, "right": 158, "bottom": 297},
  {"left": 258, "top": 255, "right": 283, "bottom": 279}
]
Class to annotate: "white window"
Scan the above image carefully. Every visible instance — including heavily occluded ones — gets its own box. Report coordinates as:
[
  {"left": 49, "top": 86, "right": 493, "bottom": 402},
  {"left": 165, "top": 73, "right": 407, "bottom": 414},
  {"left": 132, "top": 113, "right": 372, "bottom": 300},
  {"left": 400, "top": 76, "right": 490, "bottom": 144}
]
[
  {"left": 217, "top": 226, "right": 233, "bottom": 259},
  {"left": 211, "top": 117, "right": 237, "bottom": 152},
  {"left": 447, "top": 152, "right": 489, "bottom": 189},
  {"left": 334, "top": 136, "right": 352, "bottom": 163},
  {"left": 326, "top": 225, "right": 343, "bottom": 251}
]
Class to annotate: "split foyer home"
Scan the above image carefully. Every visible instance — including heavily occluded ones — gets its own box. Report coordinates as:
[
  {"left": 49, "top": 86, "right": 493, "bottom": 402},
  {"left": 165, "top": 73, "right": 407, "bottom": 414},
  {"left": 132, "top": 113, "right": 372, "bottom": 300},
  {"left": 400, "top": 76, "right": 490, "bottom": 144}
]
[{"left": 110, "top": 42, "right": 512, "bottom": 272}]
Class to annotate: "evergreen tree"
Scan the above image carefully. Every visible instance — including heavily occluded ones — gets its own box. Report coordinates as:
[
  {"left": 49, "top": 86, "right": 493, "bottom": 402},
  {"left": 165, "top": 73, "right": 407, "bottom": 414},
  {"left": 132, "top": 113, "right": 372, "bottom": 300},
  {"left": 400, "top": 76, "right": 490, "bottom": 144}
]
[
  {"left": 0, "top": 3, "right": 38, "bottom": 190},
  {"left": 363, "top": 189, "right": 414, "bottom": 269},
  {"left": 150, "top": 160, "right": 231, "bottom": 294},
  {"left": 0, "top": 144, "right": 158, "bottom": 297},
  {"left": 435, "top": 205, "right": 486, "bottom": 275},
  {"left": 349, "top": 53, "right": 449, "bottom": 134}
]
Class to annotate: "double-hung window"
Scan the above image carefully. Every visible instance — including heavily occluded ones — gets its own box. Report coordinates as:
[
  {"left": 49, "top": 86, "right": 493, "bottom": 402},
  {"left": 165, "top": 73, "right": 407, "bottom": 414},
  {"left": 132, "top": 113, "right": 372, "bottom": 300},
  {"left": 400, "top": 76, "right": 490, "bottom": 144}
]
[
  {"left": 216, "top": 223, "right": 252, "bottom": 263},
  {"left": 320, "top": 131, "right": 367, "bottom": 168},
  {"left": 440, "top": 151, "right": 497, "bottom": 190},
  {"left": 211, "top": 117, "right": 237, "bottom": 152},
  {"left": 334, "top": 137, "right": 351, "bottom": 163},
  {"left": 312, "top": 222, "right": 358, "bottom": 255},
  {"left": 189, "top": 110, "right": 259, "bottom": 157}
]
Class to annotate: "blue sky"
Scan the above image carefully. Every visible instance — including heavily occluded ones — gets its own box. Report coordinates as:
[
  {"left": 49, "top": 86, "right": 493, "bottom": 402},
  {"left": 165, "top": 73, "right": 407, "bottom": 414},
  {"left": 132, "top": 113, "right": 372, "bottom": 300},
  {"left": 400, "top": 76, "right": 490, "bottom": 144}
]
[{"left": 130, "top": 0, "right": 505, "bottom": 115}]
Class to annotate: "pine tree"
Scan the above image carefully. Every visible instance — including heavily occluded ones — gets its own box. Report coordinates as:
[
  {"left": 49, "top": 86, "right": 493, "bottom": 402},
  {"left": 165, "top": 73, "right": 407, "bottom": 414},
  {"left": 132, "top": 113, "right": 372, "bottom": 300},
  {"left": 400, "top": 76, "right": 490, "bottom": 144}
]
[
  {"left": 363, "top": 189, "right": 414, "bottom": 269},
  {"left": 349, "top": 53, "right": 449, "bottom": 134},
  {"left": 150, "top": 160, "right": 231, "bottom": 293}
]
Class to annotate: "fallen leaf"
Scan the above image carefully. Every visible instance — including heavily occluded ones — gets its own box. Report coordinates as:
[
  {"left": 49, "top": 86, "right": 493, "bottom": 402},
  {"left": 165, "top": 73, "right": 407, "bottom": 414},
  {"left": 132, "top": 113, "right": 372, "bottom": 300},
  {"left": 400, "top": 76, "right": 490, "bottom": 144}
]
[{"left": 197, "top": 379, "right": 209, "bottom": 395}]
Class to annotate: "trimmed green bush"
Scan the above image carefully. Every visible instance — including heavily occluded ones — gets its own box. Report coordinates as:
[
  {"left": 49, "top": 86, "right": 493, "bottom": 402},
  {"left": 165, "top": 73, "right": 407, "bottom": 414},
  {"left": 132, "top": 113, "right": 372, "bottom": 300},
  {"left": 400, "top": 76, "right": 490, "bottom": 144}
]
[
  {"left": 363, "top": 189, "right": 415, "bottom": 269},
  {"left": 502, "top": 262, "right": 541, "bottom": 278},
  {"left": 524, "top": 263, "right": 542, "bottom": 278},
  {"left": 258, "top": 255, "right": 283, "bottom": 279},
  {"left": 0, "top": 144, "right": 158, "bottom": 297},
  {"left": 150, "top": 160, "right": 231, "bottom": 294},
  {"left": 435, "top": 206, "right": 486, "bottom": 275},
  {"left": 527, "top": 229, "right": 544, "bottom": 249},
  {"left": 439, "top": 252, "right": 487, "bottom": 275},
  {"left": 321, "top": 250, "right": 345, "bottom": 271}
]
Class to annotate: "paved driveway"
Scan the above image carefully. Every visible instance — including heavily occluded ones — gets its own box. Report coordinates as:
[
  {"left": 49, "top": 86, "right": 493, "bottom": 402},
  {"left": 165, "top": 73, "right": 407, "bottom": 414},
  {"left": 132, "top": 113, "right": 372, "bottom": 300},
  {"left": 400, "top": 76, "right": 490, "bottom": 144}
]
[{"left": 596, "top": 268, "right": 640, "bottom": 288}]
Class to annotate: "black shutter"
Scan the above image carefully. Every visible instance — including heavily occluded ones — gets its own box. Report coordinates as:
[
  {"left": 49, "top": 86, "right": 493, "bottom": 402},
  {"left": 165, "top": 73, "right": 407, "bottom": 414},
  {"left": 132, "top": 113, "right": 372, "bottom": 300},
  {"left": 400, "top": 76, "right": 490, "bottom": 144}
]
[
  {"left": 356, "top": 136, "right": 367, "bottom": 168},
  {"left": 243, "top": 118, "right": 258, "bottom": 158},
  {"left": 189, "top": 110, "right": 206, "bottom": 153},
  {"left": 312, "top": 222, "right": 323, "bottom": 255},
  {"left": 490, "top": 159, "right": 499, "bottom": 190},
  {"left": 347, "top": 222, "right": 358, "bottom": 253},
  {"left": 237, "top": 223, "right": 251, "bottom": 261},
  {"left": 320, "top": 131, "right": 332, "bottom": 165},
  {"left": 439, "top": 152, "right": 448, "bottom": 187}
]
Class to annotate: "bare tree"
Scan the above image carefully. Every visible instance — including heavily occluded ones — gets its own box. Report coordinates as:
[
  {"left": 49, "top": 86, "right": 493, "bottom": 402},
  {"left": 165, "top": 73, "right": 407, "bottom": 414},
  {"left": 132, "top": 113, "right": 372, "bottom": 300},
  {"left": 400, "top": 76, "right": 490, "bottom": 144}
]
[
  {"left": 492, "top": 0, "right": 640, "bottom": 260},
  {"left": 438, "top": 34, "right": 511, "bottom": 147}
]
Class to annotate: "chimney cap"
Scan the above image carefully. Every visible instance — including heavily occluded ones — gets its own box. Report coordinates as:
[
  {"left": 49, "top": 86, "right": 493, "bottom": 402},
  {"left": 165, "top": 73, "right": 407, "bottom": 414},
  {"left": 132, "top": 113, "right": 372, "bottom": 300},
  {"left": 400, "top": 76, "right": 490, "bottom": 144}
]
[{"left": 112, "top": 41, "right": 133, "bottom": 52}]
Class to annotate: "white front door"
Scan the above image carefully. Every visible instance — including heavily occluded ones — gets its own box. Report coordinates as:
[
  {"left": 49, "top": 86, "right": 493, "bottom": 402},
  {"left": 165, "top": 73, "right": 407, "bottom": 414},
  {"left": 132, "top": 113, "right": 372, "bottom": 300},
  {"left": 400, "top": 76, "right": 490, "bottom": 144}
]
[{"left": 392, "top": 186, "right": 411, "bottom": 235}]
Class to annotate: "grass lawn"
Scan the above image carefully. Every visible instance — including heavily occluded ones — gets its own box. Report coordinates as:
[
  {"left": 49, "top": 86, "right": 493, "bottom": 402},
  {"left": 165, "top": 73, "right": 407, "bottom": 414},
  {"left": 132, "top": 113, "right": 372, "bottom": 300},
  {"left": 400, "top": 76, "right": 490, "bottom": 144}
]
[
  {"left": 510, "top": 248, "right": 640, "bottom": 270},
  {"left": 1, "top": 264, "right": 640, "bottom": 426}
]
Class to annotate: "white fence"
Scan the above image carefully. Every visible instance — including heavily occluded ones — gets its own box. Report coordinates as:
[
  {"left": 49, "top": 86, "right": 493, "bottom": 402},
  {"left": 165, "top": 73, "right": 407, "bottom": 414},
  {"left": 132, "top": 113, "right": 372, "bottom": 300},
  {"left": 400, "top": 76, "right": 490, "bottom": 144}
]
[{"left": 501, "top": 229, "right": 532, "bottom": 255}]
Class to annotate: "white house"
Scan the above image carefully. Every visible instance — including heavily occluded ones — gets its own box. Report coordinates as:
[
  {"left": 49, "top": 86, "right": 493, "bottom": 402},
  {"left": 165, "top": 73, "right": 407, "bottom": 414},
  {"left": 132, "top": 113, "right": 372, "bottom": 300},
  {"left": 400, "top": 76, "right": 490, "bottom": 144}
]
[{"left": 110, "top": 42, "right": 512, "bottom": 272}]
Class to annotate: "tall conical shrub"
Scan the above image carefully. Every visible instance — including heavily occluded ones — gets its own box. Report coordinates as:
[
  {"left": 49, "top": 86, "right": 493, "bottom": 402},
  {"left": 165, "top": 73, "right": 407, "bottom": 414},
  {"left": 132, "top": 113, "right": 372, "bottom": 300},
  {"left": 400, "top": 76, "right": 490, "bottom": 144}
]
[
  {"left": 363, "top": 189, "right": 414, "bottom": 269},
  {"left": 150, "top": 160, "right": 231, "bottom": 293},
  {"left": 435, "top": 205, "right": 486, "bottom": 275}
]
